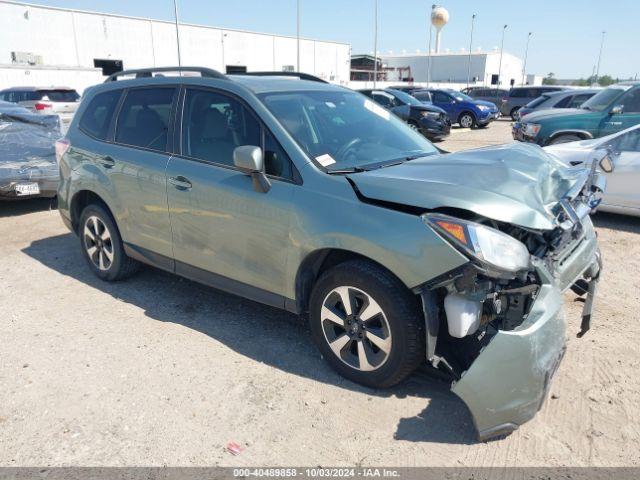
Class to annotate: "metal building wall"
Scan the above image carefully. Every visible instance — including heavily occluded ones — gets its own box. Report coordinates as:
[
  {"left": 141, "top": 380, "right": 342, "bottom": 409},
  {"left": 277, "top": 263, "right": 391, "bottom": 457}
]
[{"left": 0, "top": 1, "right": 350, "bottom": 89}]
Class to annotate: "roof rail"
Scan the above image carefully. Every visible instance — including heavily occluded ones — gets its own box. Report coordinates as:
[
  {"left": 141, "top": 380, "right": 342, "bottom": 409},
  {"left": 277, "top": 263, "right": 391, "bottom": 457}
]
[
  {"left": 233, "top": 71, "right": 328, "bottom": 84},
  {"left": 104, "top": 66, "right": 227, "bottom": 82}
]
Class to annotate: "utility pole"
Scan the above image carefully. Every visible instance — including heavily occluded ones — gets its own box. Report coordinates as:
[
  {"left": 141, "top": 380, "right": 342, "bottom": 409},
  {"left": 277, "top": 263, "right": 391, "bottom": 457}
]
[
  {"left": 373, "top": 0, "right": 378, "bottom": 87},
  {"left": 497, "top": 24, "right": 507, "bottom": 87},
  {"left": 521, "top": 32, "right": 532, "bottom": 86},
  {"left": 595, "top": 31, "right": 606, "bottom": 84},
  {"left": 296, "top": 0, "right": 300, "bottom": 71},
  {"left": 427, "top": 4, "right": 435, "bottom": 87},
  {"left": 466, "top": 14, "right": 476, "bottom": 89},
  {"left": 173, "top": 0, "right": 182, "bottom": 69}
]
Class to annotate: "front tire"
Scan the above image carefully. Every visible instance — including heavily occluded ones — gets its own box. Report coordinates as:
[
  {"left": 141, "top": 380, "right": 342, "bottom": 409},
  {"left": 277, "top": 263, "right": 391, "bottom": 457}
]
[
  {"left": 459, "top": 112, "right": 476, "bottom": 128},
  {"left": 309, "top": 260, "right": 425, "bottom": 388},
  {"left": 79, "top": 204, "right": 139, "bottom": 281},
  {"left": 510, "top": 107, "right": 520, "bottom": 121}
]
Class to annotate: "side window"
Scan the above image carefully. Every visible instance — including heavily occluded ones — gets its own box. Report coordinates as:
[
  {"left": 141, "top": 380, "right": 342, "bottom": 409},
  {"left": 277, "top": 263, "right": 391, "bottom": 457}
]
[
  {"left": 264, "top": 130, "right": 293, "bottom": 179},
  {"left": 567, "top": 94, "right": 592, "bottom": 108},
  {"left": 614, "top": 130, "right": 640, "bottom": 152},
  {"left": 619, "top": 89, "right": 640, "bottom": 114},
  {"left": 79, "top": 90, "right": 122, "bottom": 140},
  {"left": 554, "top": 95, "right": 572, "bottom": 108},
  {"left": 371, "top": 93, "right": 393, "bottom": 108},
  {"left": 433, "top": 91, "right": 451, "bottom": 103},
  {"left": 412, "top": 91, "right": 431, "bottom": 102},
  {"left": 182, "top": 89, "right": 260, "bottom": 167},
  {"left": 115, "top": 87, "right": 176, "bottom": 152}
]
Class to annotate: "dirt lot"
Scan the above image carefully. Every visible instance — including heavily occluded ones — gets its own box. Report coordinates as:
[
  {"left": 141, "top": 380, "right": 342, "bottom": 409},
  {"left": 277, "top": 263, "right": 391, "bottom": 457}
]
[{"left": 1, "top": 119, "right": 639, "bottom": 466}]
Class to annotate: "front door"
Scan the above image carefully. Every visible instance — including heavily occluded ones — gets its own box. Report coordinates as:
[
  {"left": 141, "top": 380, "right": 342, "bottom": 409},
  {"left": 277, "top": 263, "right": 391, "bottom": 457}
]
[
  {"left": 599, "top": 87, "right": 640, "bottom": 138},
  {"left": 165, "top": 87, "right": 296, "bottom": 303}
]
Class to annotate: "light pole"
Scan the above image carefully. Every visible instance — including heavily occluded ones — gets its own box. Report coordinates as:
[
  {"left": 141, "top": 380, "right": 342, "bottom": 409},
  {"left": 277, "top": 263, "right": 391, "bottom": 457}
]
[
  {"left": 173, "top": 0, "right": 182, "bottom": 69},
  {"left": 296, "top": 0, "right": 300, "bottom": 71},
  {"left": 373, "top": 0, "right": 378, "bottom": 87},
  {"left": 466, "top": 14, "right": 476, "bottom": 89},
  {"left": 595, "top": 31, "right": 606, "bottom": 84},
  {"left": 427, "top": 4, "right": 435, "bottom": 87},
  {"left": 521, "top": 32, "right": 532, "bottom": 85},
  {"left": 497, "top": 24, "right": 507, "bottom": 87}
]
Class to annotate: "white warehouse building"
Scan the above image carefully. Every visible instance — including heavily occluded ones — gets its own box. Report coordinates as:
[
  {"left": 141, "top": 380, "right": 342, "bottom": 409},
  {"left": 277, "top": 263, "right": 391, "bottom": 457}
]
[
  {"left": 381, "top": 51, "right": 533, "bottom": 87},
  {"left": 0, "top": 0, "right": 351, "bottom": 92}
]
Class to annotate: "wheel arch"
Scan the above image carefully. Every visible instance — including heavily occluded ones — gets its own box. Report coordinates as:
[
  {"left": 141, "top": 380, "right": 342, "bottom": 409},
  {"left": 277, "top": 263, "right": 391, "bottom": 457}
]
[
  {"left": 546, "top": 129, "right": 593, "bottom": 145},
  {"left": 294, "top": 248, "right": 409, "bottom": 316},
  {"left": 69, "top": 190, "right": 114, "bottom": 234},
  {"left": 458, "top": 110, "right": 476, "bottom": 123}
]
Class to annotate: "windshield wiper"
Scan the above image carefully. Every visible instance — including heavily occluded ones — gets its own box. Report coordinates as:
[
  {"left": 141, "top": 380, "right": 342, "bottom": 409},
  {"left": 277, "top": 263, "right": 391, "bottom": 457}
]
[{"left": 326, "top": 166, "right": 368, "bottom": 174}]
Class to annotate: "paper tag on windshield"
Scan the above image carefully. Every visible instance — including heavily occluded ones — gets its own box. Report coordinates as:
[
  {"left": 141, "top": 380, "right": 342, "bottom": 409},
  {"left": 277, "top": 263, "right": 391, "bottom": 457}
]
[{"left": 316, "top": 154, "right": 336, "bottom": 167}]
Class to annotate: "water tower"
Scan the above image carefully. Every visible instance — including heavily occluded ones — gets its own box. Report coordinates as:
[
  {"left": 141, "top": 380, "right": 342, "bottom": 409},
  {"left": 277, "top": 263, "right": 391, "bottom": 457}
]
[{"left": 431, "top": 6, "right": 449, "bottom": 53}]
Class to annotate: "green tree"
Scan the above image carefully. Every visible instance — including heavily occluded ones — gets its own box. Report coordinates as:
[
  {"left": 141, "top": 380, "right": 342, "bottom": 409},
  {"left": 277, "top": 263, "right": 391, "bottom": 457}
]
[
  {"left": 543, "top": 72, "right": 557, "bottom": 85},
  {"left": 597, "top": 75, "right": 615, "bottom": 86}
]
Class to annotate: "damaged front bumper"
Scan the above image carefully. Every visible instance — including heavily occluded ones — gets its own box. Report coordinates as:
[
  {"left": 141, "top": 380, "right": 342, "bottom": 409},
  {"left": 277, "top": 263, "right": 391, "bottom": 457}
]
[{"left": 439, "top": 218, "right": 602, "bottom": 441}]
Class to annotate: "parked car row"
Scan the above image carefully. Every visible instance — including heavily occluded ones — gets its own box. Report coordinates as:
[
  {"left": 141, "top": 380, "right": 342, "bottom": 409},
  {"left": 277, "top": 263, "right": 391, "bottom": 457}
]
[{"left": 0, "top": 86, "right": 80, "bottom": 132}]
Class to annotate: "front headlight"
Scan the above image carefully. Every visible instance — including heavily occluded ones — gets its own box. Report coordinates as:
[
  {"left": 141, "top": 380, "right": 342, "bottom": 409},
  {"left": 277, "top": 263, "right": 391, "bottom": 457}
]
[
  {"left": 477, "top": 105, "right": 490, "bottom": 111},
  {"left": 522, "top": 123, "right": 541, "bottom": 137},
  {"left": 422, "top": 213, "right": 531, "bottom": 274},
  {"left": 421, "top": 111, "right": 440, "bottom": 119}
]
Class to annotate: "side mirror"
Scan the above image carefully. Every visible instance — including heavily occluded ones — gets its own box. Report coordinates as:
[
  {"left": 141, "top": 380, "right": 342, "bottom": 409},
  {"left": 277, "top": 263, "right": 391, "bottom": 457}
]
[
  {"left": 599, "top": 153, "right": 614, "bottom": 173},
  {"left": 233, "top": 145, "right": 271, "bottom": 193},
  {"left": 610, "top": 105, "right": 623, "bottom": 115}
]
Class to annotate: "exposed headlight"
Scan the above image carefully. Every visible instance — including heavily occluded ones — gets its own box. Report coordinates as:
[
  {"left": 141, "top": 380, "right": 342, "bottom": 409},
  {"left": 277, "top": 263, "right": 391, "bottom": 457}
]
[
  {"left": 477, "top": 105, "right": 490, "bottom": 111},
  {"left": 421, "top": 111, "right": 440, "bottom": 119},
  {"left": 422, "top": 213, "right": 531, "bottom": 274},
  {"left": 522, "top": 123, "right": 541, "bottom": 137}
]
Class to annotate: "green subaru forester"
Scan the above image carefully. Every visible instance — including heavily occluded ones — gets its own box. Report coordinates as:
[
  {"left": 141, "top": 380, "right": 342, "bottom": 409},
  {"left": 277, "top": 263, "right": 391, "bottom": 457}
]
[{"left": 57, "top": 67, "right": 604, "bottom": 440}]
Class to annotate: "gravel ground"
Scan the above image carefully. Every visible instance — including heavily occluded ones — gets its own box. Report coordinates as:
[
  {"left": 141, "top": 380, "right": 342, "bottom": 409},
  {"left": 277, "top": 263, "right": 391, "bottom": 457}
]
[{"left": 1, "top": 120, "right": 639, "bottom": 466}]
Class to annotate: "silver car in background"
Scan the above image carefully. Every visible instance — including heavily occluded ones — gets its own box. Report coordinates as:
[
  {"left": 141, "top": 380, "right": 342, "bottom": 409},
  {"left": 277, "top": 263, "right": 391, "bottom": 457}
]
[
  {"left": 518, "top": 88, "right": 601, "bottom": 120},
  {"left": 546, "top": 123, "right": 640, "bottom": 216},
  {"left": 0, "top": 86, "right": 80, "bottom": 132}
]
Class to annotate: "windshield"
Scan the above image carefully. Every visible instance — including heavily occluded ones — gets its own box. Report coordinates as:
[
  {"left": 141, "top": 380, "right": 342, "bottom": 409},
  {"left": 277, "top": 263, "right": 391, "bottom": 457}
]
[
  {"left": 388, "top": 89, "right": 423, "bottom": 106},
  {"left": 450, "top": 91, "right": 474, "bottom": 102},
  {"left": 580, "top": 85, "right": 629, "bottom": 111},
  {"left": 259, "top": 90, "right": 438, "bottom": 171},
  {"left": 39, "top": 90, "right": 80, "bottom": 102}
]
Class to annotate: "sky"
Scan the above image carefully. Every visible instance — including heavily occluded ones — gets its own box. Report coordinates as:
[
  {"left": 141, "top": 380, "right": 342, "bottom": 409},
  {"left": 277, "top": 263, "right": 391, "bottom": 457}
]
[{"left": 20, "top": 0, "right": 640, "bottom": 79}]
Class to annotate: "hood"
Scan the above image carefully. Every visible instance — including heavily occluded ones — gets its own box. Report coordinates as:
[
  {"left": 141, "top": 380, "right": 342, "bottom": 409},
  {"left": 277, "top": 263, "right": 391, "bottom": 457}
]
[
  {"left": 522, "top": 107, "right": 588, "bottom": 123},
  {"left": 411, "top": 104, "right": 446, "bottom": 114},
  {"left": 474, "top": 99, "right": 498, "bottom": 110},
  {"left": 348, "top": 143, "right": 586, "bottom": 230}
]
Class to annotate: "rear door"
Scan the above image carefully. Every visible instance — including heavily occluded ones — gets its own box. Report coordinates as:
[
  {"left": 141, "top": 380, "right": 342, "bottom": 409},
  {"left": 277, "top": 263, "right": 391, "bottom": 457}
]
[
  {"left": 604, "top": 128, "right": 640, "bottom": 210},
  {"left": 106, "top": 86, "right": 177, "bottom": 262},
  {"left": 165, "top": 87, "right": 296, "bottom": 301}
]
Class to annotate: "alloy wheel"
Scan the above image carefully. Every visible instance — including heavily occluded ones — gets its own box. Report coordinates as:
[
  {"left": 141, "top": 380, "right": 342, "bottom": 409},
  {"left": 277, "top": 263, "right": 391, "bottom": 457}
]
[
  {"left": 83, "top": 216, "right": 114, "bottom": 271},
  {"left": 320, "top": 286, "right": 392, "bottom": 372},
  {"left": 460, "top": 114, "right": 473, "bottom": 128}
]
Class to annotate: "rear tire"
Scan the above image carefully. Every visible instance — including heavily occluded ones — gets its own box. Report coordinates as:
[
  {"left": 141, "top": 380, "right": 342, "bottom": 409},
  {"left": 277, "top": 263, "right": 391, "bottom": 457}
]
[
  {"left": 548, "top": 134, "right": 582, "bottom": 145},
  {"left": 79, "top": 204, "right": 139, "bottom": 281},
  {"left": 309, "top": 260, "right": 425, "bottom": 388},
  {"left": 510, "top": 107, "right": 520, "bottom": 121}
]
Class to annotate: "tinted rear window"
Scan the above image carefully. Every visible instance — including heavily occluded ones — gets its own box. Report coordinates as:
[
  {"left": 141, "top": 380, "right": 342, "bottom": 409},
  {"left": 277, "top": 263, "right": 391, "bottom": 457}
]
[
  {"left": 115, "top": 87, "right": 176, "bottom": 152},
  {"left": 39, "top": 90, "right": 80, "bottom": 102},
  {"left": 79, "top": 90, "right": 122, "bottom": 140}
]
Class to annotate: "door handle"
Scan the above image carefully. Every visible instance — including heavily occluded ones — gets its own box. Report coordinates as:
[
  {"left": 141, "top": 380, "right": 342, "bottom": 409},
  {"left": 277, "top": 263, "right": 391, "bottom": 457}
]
[
  {"left": 168, "top": 175, "right": 193, "bottom": 190},
  {"left": 99, "top": 156, "right": 115, "bottom": 168}
]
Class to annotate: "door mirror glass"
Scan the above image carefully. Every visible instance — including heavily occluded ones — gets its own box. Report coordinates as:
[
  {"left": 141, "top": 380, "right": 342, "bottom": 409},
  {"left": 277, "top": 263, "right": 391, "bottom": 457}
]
[
  {"left": 610, "top": 105, "right": 624, "bottom": 115},
  {"left": 233, "top": 145, "right": 263, "bottom": 173},
  {"left": 599, "top": 153, "right": 614, "bottom": 173}
]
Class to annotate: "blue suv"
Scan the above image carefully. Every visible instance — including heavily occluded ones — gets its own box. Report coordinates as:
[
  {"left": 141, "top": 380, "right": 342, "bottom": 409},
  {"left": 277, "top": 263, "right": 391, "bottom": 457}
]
[{"left": 412, "top": 89, "right": 499, "bottom": 128}]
